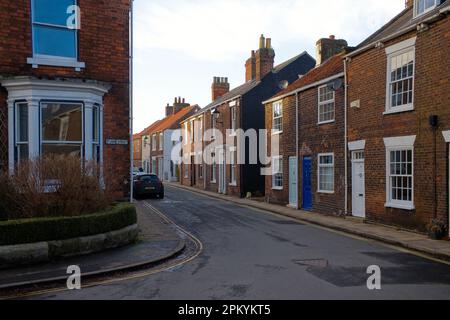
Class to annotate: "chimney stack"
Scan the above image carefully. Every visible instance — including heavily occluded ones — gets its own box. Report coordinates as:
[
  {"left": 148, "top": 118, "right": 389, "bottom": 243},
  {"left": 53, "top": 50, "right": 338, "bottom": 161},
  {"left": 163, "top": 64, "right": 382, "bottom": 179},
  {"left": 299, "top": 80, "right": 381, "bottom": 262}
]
[
  {"left": 405, "top": 0, "right": 414, "bottom": 8},
  {"left": 245, "top": 50, "right": 256, "bottom": 82},
  {"left": 245, "top": 34, "right": 275, "bottom": 82},
  {"left": 166, "top": 97, "right": 189, "bottom": 116},
  {"left": 211, "top": 77, "right": 230, "bottom": 101},
  {"left": 315, "top": 35, "right": 347, "bottom": 66}
]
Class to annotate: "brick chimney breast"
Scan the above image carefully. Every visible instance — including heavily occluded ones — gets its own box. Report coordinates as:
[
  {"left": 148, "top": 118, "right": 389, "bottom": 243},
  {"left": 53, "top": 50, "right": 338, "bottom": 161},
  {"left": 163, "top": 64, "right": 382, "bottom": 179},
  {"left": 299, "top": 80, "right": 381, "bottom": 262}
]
[
  {"left": 255, "top": 34, "right": 275, "bottom": 81},
  {"left": 245, "top": 50, "right": 256, "bottom": 82},
  {"left": 315, "top": 35, "right": 348, "bottom": 66},
  {"left": 211, "top": 77, "right": 230, "bottom": 101}
]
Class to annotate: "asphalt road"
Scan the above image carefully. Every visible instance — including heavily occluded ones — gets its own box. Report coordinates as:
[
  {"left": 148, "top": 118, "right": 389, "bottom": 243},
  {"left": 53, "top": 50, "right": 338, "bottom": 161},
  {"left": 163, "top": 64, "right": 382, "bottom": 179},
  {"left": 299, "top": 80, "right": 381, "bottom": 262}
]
[{"left": 32, "top": 185, "right": 450, "bottom": 300}]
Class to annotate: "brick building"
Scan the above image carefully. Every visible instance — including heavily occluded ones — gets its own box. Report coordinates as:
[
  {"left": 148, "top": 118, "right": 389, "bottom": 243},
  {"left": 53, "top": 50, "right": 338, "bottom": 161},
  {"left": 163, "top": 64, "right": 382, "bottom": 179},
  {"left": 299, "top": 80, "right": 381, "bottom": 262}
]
[
  {"left": 143, "top": 98, "right": 199, "bottom": 182},
  {"left": 263, "top": 37, "right": 348, "bottom": 214},
  {"left": 180, "top": 35, "right": 316, "bottom": 197},
  {"left": 133, "top": 133, "right": 143, "bottom": 170},
  {"left": 346, "top": 0, "right": 450, "bottom": 233},
  {"left": 0, "top": 0, "right": 132, "bottom": 198}
]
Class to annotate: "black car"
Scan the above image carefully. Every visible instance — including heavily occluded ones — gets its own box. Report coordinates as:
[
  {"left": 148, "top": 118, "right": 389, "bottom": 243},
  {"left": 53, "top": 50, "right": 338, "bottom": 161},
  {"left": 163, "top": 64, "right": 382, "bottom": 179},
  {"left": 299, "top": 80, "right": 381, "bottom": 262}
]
[{"left": 133, "top": 174, "right": 164, "bottom": 199}]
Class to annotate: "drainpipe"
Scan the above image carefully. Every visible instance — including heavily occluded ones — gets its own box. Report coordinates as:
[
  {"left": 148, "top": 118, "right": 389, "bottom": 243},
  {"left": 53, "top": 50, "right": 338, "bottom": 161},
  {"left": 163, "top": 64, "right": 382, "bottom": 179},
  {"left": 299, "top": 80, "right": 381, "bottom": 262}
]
[
  {"left": 344, "top": 57, "right": 349, "bottom": 216},
  {"left": 203, "top": 115, "right": 207, "bottom": 190},
  {"left": 129, "top": 0, "right": 134, "bottom": 203},
  {"left": 295, "top": 91, "right": 299, "bottom": 210}
]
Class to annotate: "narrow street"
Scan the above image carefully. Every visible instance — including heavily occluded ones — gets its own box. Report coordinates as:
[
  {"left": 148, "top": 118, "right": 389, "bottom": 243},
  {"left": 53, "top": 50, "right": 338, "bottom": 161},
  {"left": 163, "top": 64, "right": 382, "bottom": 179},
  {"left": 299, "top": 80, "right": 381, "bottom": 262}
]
[{"left": 32, "top": 186, "right": 450, "bottom": 300}]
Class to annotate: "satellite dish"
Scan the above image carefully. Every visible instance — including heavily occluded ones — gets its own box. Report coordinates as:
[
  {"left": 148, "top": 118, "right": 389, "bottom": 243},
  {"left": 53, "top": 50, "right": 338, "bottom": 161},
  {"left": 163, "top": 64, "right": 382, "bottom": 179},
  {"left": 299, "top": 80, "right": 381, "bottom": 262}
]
[
  {"left": 327, "top": 78, "right": 343, "bottom": 91},
  {"left": 278, "top": 80, "right": 289, "bottom": 90}
]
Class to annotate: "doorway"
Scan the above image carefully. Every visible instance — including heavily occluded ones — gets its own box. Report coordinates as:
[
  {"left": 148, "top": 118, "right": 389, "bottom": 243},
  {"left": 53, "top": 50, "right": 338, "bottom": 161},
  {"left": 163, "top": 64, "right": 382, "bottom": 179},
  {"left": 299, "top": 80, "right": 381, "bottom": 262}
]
[
  {"left": 289, "top": 157, "right": 298, "bottom": 208},
  {"left": 351, "top": 151, "right": 366, "bottom": 218},
  {"left": 302, "top": 157, "right": 312, "bottom": 210}
]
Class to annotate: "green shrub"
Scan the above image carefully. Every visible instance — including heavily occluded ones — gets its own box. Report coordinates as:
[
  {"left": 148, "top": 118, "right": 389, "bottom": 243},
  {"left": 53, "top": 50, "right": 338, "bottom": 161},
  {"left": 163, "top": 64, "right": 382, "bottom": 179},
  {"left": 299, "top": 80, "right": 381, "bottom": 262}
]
[
  {"left": 0, "top": 155, "right": 114, "bottom": 220},
  {"left": 0, "top": 203, "right": 137, "bottom": 246}
]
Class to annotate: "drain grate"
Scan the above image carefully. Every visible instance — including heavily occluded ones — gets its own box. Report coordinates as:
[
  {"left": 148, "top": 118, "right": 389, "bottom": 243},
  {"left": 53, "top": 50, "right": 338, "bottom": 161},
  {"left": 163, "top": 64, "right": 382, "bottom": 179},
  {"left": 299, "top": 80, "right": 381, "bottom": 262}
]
[{"left": 293, "top": 259, "right": 329, "bottom": 268}]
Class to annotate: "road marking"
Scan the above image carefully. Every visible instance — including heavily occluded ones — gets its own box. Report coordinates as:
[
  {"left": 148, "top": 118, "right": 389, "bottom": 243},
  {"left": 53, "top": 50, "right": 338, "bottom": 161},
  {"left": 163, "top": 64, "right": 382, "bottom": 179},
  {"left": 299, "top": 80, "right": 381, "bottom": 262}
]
[
  {"left": 167, "top": 184, "right": 450, "bottom": 267},
  {"left": 0, "top": 201, "right": 203, "bottom": 300}
]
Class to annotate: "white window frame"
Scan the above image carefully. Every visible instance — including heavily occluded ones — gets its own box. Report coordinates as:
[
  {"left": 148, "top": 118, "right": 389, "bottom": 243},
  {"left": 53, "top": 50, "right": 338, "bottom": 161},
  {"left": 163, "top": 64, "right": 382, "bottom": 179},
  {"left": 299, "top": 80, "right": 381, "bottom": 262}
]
[
  {"left": 14, "top": 102, "right": 29, "bottom": 166},
  {"left": 414, "top": 0, "right": 438, "bottom": 17},
  {"left": 317, "top": 153, "right": 335, "bottom": 194},
  {"left": 229, "top": 147, "right": 237, "bottom": 186},
  {"left": 211, "top": 113, "right": 217, "bottom": 140},
  {"left": 211, "top": 156, "right": 217, "bottom": 183},
  {"left": 230, "top": 106, "right": 237, "bottom": 135},
  {"left": 318, "top": 85, "right": 335, "bottom": 125},
  {"left": 159, "top": 132, "right": 163, "bottom": 151},
  {"left": 384, "top": 136, "right": 416, "bottom": 210},
  {"left": 272, "top": 156, "right": 283, "bottom": 190},
  {"left": 385, "top": 38, "right": 416, "bottom": 115},
  {"left": 151, "top": 157, "right": 157, "bottom": 175},
  {"left": 152, "top": 134, "right": 157, "bottom": 151},
  {"left": 28, "top": 0, "right": 85, "bottom": 70},
  {"left": 272, "top": 101, "right": 283, "bottom": 134}
]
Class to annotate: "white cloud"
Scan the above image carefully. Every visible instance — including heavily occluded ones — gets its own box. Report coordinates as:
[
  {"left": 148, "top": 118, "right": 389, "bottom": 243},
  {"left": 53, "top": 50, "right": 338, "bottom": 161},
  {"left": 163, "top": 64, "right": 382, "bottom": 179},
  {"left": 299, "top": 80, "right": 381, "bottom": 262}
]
[
  {"left": 135, "top": 0, "right": 405, "bottom": 62},
  {"left": 132, "top": 0, "right": 406, "bottom": 133}
]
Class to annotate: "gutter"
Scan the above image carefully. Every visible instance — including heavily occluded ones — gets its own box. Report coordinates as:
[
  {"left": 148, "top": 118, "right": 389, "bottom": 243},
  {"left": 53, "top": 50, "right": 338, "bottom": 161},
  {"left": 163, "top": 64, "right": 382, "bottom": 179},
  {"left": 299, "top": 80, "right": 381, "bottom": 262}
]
[
  {"left": 344, "top": 58, "right": 349, "bottom": 216},
  {"left": 129, "top": 0, "right": 134, "bottom": 202},
  {"left": 262, "top": 72, "right": 345, "bottom": 105}
]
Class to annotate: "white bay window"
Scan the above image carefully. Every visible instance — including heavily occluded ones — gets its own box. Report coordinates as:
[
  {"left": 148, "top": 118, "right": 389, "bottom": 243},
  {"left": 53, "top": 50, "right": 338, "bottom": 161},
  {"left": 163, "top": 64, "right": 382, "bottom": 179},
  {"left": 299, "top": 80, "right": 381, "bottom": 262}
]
[{"left": 2, "top": 77, "right": 109, "bottom": 172}]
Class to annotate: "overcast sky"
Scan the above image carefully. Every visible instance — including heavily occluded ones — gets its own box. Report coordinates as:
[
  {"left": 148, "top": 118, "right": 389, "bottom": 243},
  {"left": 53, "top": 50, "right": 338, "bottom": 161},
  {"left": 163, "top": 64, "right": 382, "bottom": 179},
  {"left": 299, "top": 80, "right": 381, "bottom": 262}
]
[{"left": 133, "top": 0, "right": 405, "bottom": 133}]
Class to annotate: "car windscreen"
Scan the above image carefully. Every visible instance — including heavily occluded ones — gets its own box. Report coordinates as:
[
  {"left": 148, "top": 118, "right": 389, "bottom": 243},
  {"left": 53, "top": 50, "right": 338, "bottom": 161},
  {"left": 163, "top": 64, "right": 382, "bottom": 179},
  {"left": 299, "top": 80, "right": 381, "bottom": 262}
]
[{"left": 139, "top": 175, "right": 159, "bottom": 183}]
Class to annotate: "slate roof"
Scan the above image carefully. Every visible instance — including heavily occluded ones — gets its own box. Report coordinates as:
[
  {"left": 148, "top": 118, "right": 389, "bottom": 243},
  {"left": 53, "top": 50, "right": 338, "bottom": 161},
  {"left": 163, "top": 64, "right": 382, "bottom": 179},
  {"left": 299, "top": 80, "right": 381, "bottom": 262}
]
[
  {"left": 355, "top": 0, "right": 449, "bottom": 51},
  {"left": 268, "top": 53, "right": 345, "bottom": 101},
  {"left": 191, "top": 51, "right": 314, "bottom": 118}
]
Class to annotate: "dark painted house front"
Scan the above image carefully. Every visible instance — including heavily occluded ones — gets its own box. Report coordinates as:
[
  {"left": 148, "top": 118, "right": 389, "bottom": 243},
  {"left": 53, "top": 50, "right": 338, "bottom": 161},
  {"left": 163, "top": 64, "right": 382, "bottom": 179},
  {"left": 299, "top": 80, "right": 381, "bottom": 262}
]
[{"left": 181, "top": 35, "right": 316, "bottom": 197}]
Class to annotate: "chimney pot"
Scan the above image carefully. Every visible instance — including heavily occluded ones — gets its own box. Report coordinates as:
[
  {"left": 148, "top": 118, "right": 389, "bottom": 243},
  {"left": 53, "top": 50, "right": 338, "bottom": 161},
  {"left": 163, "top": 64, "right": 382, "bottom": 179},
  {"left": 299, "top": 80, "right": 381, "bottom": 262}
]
[
  {"left": 329, "top": 35, "right": 335, "bottom": 40},
  {"left": 266, "top": 38, "right": 272, "bottom": 48},
  {"left": 259, "top": 34, "right": 265, "bottom": 49}
]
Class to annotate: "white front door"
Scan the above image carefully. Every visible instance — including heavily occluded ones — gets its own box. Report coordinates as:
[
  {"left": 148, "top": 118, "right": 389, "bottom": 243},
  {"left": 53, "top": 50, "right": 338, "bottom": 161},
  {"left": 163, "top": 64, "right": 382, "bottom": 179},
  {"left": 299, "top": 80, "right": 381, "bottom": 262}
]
[
  {"left": 352, "top": 151, "right": 365, "bottom": 218},
  {"left": 289, "top": 157, "right": 298, "bottom": 207}
]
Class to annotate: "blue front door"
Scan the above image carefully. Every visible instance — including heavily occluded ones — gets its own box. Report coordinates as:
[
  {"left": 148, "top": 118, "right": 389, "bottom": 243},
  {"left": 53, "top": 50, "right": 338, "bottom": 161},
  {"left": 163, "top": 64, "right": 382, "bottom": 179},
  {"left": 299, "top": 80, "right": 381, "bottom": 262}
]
[{"left": 302, "top": 157, "right": 312, "bottom": 210}]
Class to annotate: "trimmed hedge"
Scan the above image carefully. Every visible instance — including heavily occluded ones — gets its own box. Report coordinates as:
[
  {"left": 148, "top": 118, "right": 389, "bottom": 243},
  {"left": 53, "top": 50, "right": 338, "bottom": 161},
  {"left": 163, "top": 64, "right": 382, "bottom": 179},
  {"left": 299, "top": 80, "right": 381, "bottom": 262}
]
[{"left": 0, "top": 203, "right": 137, "bottom": 246}]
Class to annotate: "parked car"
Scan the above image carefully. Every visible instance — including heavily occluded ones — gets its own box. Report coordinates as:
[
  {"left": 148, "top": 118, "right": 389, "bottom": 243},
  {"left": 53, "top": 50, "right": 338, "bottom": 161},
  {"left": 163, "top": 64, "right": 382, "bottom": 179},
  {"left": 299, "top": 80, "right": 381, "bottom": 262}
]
[{"left": 133, "top": 174, "right": 164, "bottom": 199}]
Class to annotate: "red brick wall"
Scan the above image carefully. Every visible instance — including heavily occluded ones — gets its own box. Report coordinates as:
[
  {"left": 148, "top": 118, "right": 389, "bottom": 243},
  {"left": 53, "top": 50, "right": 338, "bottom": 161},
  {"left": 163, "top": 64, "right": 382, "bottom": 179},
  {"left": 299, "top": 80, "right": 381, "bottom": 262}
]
[
  {"left": 347, "top": 16, "right": 450, "bottom": 232},
  {"left": 265, "top": 85, "right": 346, "bottom": 216},
  {"left": 183, "top": 100, "right": 243, "bottom": 197},
  {"left": 0, "top": 0, "right": 131, "bottom": 198}
]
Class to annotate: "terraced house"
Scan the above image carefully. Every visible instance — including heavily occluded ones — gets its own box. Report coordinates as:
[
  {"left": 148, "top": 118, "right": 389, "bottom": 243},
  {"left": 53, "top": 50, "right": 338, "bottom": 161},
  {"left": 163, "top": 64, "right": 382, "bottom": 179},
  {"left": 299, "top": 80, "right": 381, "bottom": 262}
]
[
  {"left": 346, "top": 0, "right": 450, "bottom": 233},
  {"left": 180, "top": 35, "right": 316, "bottom": 197},
  {"left": 263, "top": 36, "right": 349, "bottom": 214},
  {"left": 144, "top": 98, "right": 199, "bottom": 182},
  {"left": 0, "top": 0, "right": 132, "bottom": 198}
]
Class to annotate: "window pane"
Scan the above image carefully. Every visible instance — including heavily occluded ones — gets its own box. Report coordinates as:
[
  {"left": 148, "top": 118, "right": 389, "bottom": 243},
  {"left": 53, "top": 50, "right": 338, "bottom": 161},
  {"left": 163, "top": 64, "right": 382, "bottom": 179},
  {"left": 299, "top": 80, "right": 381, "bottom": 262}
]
[
  {"left": 33, "top": 25, "right": 76, "bottom": 58},
  {"left": 17, "top": 103, "right": 29, "bottom": 142},
  {"left": 42, "top": 103, "right": 82, "bottom": 142},
  {"left": 33, "top": 0, "right": 76, "bottom": 26},
  {"left": 93, "top": 107, "right": 99, "bottom": 143},
  {"left": 18, "top": 144, "right": 29, "bottom": 161},
  {"left": 42, "top": 144, "right": 81, "bottom": 157}
]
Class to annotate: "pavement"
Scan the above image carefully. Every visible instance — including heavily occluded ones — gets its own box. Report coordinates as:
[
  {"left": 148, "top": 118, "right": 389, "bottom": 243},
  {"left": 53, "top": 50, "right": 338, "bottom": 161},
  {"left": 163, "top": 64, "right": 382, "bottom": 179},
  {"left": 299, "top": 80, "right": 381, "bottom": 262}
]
[
  {"left": 0, "top": 201, "right": 185, "bottom": 290},
  {"left": 168, "top": 182, "right": 450, "bottom": 263},
  {"left": 28, "top": 185, "right": 450, "bottom": 300}
]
